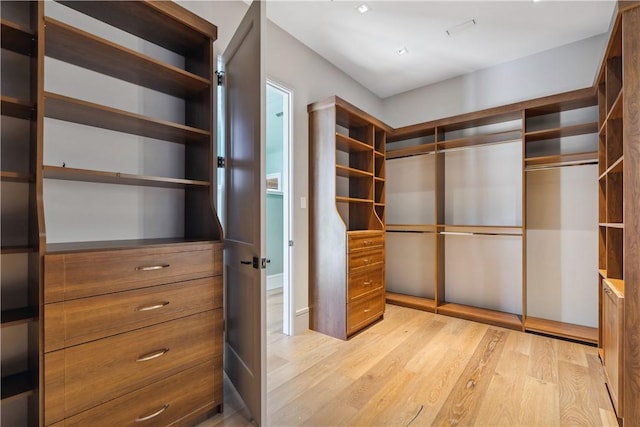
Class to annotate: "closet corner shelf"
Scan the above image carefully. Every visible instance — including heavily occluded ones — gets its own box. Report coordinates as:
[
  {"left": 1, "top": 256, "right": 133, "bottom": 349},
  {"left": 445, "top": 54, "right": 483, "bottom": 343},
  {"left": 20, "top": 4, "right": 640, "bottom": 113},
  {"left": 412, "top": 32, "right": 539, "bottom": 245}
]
[
  {"left": 1, "top": 19, "right": 35, "bottom": 55},
  {"left": 0, "top": 171, "right": 34, "bottom": 183},
  {"left": 524, "top": 317, "right": 598, "bottom": 344},
  {"left": 44, "top": 92, "right": 210, "bottom": 145},
  {"left": 386, "top": 143, "right": 436, "bottom": 159},
  {"left": 386, "top": 224, "right": 437, "bottom": 233},
  {"left": 43, "top": 165, "right": 209, "bottom": 189},
  {"left": 1, "top": 371, "right": 35, "bottom": 401},
  {"left": 335, "top": 133, "right": 372, "bottom": 153},
  {"left": 1, "top": 306, "right": 37, "bottom": 328},
  {"left": 524, "top": 151, "right": 598, "bottom": 169},
  {"left": 437, "top": 303, "right": 522, "bottom": 331},
  {"left": 524, "top": 122, "right": 598, "bottom": 142},
  {"left": 336, "top": 196, "right": 372, "bottom": 204},
  {"left": 44, "top": 17, "right": 210, "bottom": 98},
  {"left": 606, "top": 89, "right": 623, "bottom": 122},
  {"left": 604, "top": 278, "right": 625, "bottom": 298},
  {"left": 1, "top": 96, "right": 35, "bottom": 120},
  {"left": 336, "top": 165, "right": 373, "bottom": 178},
  {"left": 604, "top": 156, "right": 624, "bottom": 175},
  {"left": 386, "top": 292, "right": 436, "bottom": 313},
  {"left": 437, "top": 129, "right": 521, "bottom": 150}
]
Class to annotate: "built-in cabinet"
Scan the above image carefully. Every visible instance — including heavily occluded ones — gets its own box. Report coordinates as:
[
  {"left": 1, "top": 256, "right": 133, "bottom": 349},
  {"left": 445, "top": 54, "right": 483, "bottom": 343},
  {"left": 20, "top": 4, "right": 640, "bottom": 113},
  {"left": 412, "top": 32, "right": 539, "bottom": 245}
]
[
  {"left": 2, "top": 1, "right": 224, "bottom": 425},
  {"left": 308, "top": 97, "right": 388, "bottom": 340},
  {"left": 596, "top": 2, "right": 640, "bottom": 423}
]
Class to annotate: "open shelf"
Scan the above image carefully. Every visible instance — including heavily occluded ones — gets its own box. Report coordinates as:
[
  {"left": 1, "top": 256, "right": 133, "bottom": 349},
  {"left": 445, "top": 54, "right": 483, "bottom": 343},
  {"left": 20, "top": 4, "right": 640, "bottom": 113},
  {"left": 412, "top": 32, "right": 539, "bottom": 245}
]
[
  {"left": 524, "top": 316, "right": 598, "bottom": 344},
  {"left": 604, "top": 156, "right": 624, "bottom": 175},
  {"left": 335, "top": 133, "right": 371, "bottom": 153},
  {"left": 386, "top": 224, "right": 437, "bottom": 233},
  {"left": 386, "top": 143, "right": 436, "bottom": 159},
  {"left": 1, "top": 96, "right": 35, "bottom": 120},
  {"left": 0, "top": 171, "right": 34, "bottom": 182},
  {"left": 524, "top": 151, "right": 598, "bottom": 169},
  {"left": 524, "top": 122, "right": 598, "bottom": 142},
  {"left": 604, "top": 278, "right": 625, "bottom": 298},
  {"left": 45, "top": 237, "right": 219, "bottom": 255},
  {"left": 437, "top": 302, "right": 522, "bottom": 331},
  {"left": 437, "top": 129, "right": 521, "bottom": 150},
  {"left": 0, "top": 246, "right": 36, "bottom": 254},
  {"left": 1, "top": 371, "right": 35, "bottom": 401},
  {"left": 43, "top": 165, "right": 209, "bottom": 189},
  {"left": 335, "top": 196, "right": 372, "bottom": 204},
  {"left": 44, "top": 92, "right": 210, "bottom": 145},
  {"left": 44, "top": 18, "right": 210, "bottom": 98},
  {"left": 606, "top": 90, "right": 623, "bottom": 122},
  {"left": 599, "top": 269, "right": 607, "bottom": 278},
  {"left": 1, "top": 18, "right": 35, "bottom": 55},
  {"left": 336, "top": 164, "right": 373, "bottom": 178},
  {"left": 1, "top": 306, "right": 37, "bottom": 327},
  {"left": 386, "top": 292, "right": 436, "bottom": 313}
]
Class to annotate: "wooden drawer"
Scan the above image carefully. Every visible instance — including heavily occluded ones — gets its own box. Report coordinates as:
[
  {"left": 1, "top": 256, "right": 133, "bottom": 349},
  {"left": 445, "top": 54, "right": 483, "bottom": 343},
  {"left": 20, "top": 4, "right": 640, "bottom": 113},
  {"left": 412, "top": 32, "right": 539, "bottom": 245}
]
[
  {"left": 45, "top": 242, "right": 223, "bottom": 303},
  {"left": 348, "top": 267, "right": 384, "bottom": 302},
  {"left": 348, "top": 248, "right": 384, "bottom": 272},
  {"left": 48, "top": 357, "right": 222, "bottom": 427},
  {"left": 44, "top": 310, "right": 222, "bottom": 425},
  {"left": 44, "top": 276, "right": 222, "bottom": 353},
  {"left": 347, "top": 290, "right": 384, "bottom": 336},
  {"left": 347, "top": 231, "right": 384, "bottom": 252}
]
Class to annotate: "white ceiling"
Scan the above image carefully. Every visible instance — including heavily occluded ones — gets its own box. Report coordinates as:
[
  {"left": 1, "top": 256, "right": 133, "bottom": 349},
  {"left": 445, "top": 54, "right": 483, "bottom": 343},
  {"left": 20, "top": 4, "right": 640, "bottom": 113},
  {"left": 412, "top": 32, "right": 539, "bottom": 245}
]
[{"left": 267, "top": 1, "right": 616, "bottom": 98}]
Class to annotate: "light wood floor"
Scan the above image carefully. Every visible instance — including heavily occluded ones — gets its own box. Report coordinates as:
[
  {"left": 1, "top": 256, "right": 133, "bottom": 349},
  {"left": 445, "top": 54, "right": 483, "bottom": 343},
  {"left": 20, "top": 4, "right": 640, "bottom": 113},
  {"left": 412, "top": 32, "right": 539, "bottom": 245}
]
[{"left": 199, "top": 290, "right": 618, "bottom": 426}]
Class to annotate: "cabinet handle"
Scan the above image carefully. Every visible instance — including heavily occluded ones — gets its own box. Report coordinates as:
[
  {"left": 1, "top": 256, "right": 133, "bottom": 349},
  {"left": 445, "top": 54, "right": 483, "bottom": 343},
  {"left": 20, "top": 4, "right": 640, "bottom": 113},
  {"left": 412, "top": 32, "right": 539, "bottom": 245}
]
[
  {"left": 363, "top": 258, "right": 370, "bottom": 264},
  {"left": 135, "top": 404, "right": 169, "bottom": 422},
  {"left": 363, "top": 280, "right": 373, "bottom": 286},
  {"left": 136, "top": 348, "right": 169, "bottom": 362},
  {"left": 363, "top": 240, "right": 372, "bottom": 245},
  {"left": 136, "top": 302, "right": 170, "bottom": 312},
  {"left": 364, "top": 308, "right": 371, "bottom": 313},
  {"left": 135, "top": 264, "right": 170, "bottom": 271}
]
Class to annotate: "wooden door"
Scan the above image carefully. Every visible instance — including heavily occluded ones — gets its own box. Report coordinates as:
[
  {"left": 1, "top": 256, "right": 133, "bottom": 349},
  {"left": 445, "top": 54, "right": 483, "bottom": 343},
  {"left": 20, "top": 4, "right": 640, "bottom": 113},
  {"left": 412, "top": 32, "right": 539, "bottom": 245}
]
[{"left": 222, "top": 1, "right": 266, "bottom": 426}]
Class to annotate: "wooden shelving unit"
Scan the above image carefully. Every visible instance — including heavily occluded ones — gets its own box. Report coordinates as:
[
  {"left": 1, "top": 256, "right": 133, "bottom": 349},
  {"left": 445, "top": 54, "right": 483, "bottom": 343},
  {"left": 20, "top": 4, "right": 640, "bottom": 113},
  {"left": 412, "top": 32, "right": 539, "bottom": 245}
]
[
  {"left": 386, "top": 292, "right": 436, "bottom": 312},
  {"left": 1, "top": 372, "right": 35, "bottom": 401},
  {"left": 437, "top": 303, "right": 522, "bottom": 331},
  {"left": 524, "top": 317, "right": 598, "bottom": 344},
  {"left": 1, "top": 306, "right": 38, "bottom": 328}
]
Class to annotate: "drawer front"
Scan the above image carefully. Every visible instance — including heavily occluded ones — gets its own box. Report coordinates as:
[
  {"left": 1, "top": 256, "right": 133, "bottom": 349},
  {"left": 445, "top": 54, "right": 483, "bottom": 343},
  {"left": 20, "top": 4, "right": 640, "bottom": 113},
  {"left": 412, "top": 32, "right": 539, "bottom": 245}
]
[
  {"left": 347, "top": 231, "right": 384, "bottom": 252},
  {"left": 45, "top": 242, "right": 223, "bottom": 303},
  {"left": 49, "top": 357, "right": 222, "bottom": 427},
  {"left": 44, "top": 310, "right": 222, "bottom": 425},
  {"left": 44, "top": 276, "right": 222, "bottom": 352},
  {"left": 347, "top": 290, "right": 384, "bottom": 336},
  {"left": 348, "top": 248, "right": 384, "bottom": 272},
  {"left": 348, "top": 267, "right": 384, "bottom": 302}
]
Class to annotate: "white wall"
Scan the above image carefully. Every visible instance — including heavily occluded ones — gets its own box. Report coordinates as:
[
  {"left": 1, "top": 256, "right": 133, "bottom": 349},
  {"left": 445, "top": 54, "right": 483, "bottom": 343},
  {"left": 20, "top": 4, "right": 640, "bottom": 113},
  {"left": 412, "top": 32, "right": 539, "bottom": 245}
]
[{"left": 382, "top": 34, "right": 608, "bottom": 127}]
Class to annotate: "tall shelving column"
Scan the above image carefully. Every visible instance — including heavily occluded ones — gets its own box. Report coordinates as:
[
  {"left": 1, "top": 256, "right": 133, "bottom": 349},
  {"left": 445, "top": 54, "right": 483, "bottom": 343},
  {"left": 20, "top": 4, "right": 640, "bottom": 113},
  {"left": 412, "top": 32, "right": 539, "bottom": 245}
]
[{"left": 1, "top": 2, "right": 42, "bottom": 425}]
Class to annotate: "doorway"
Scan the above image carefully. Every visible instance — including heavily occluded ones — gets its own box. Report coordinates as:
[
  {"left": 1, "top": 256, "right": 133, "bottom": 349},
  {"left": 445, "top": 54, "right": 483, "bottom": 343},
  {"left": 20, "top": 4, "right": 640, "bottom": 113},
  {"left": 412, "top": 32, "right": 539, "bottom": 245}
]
[{"left": 266, "top": 81, "right": 293, "bottom": 336}]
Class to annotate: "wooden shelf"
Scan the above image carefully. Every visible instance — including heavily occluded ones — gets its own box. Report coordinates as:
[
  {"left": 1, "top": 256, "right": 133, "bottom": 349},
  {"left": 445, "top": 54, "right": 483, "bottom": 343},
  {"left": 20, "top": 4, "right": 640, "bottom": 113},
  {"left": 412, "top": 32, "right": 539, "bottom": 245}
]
[
  {"left": 375, "top": 150, "right": 385, "bottom": 157},
  {"left": 604, "top": 278, "right": 625, "bottom": 298},
  {"left": 43, "top": 165, "right": 209, "bottom": 189},
  {"left": 336, "top": 164, "right": 373, "bottom": 178},
  {"left": 524, "top": 122, "right": 598, "bottom": 142},
  {"left": 0, "top": 171, "right": 34, "bottom": 183},
  {"left": 437, "top": 129, "right": 521, "bottom": 150},
  {"left": 606, "top": 90, "right": 623, "bottom": 122},
  {"left": 335, "top": 133, "right": 372, "bottom": 153},
  {"left": 44, "top": 18, "right": 210, "bottom": 98},
  {"left": 1, "top": 19, "right": 35, "bottom": 55},
  {"left": 605, "top": 156, "right": 624, "bottom": 175},
  {"left": 57, "top": 1, "right": 217, "bottom": 56},
  {"left": 524, "top": 151, "right": 598, "bottom": 169},
  {"left": 335, "top": 196, "right": 372, "bottom": 204},
  {"left": 44, "top": 92, "right": 210, "bottom": 145},
  {"left": 1, "top": 96, "right": 35, "bottom": 120},
  {"left": 386, "top": 224, "right": 437, "bottom": 233},
  {"left": 46, "top": 237, "right": 220, "bottom": 255},
  {"left": 524, "top": 317, "right": 598, "bottom": 344},
  {"left": 386, "top": 143, "right": 436, "bottom": 159},
  {"left": 437, "top": 302, "right": 522, "bottom": 331},
  {"left": 1, "top": 371, "right": 35, "bottom": 401},
  {"left": 525, "top": 92, "right": 597, "bottom": 117},
  {"left": 386, "top": 292, "right": 436, "bottom": 312},
  {"left": 599, "top": 269, "right": 607, "bottom": 278},
  {"left": 0, "top": 246, "right": 36, "bottom": 254},
  {"left": 1, "top": 306, "right": 37, "bottom": 327},
  {"left": 604, "top": 222, "right": 624, "bottom": 229},
  {"left": 441, "top": 224, "right": 523, "bottom": 236}
]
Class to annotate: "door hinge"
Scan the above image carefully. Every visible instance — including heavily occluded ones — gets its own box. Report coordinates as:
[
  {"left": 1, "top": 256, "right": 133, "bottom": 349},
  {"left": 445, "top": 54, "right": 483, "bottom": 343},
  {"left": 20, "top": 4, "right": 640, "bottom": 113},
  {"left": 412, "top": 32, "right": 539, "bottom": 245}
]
[
  {"left": 217, "top": 156, "right": 225, "bottom": 168},
  {"left": 215, "top": 70, "right": 224, "bottom": 86},
  {"left": 289, "top": 240, "right": 294, "bottom": 247},
  {"left": 252, "top": 256, "right": 267, "bottom": 269}
]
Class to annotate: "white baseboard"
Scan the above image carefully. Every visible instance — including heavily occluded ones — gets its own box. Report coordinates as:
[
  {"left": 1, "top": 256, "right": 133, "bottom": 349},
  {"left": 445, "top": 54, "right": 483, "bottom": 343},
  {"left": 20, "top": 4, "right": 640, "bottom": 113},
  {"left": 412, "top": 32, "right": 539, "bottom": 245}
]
[
  {"left": 267, "top": 273, "right": 284, "bottom": 291},
  {"left": 294, "top": 307, "right": 309, "bottom": 335}
]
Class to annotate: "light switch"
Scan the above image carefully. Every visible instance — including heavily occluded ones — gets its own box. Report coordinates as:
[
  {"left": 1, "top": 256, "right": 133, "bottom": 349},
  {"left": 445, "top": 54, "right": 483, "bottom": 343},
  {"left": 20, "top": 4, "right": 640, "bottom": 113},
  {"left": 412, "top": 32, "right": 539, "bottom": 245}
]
[{"left": 300, "top": 196, "right": 307, "bottom": 209}]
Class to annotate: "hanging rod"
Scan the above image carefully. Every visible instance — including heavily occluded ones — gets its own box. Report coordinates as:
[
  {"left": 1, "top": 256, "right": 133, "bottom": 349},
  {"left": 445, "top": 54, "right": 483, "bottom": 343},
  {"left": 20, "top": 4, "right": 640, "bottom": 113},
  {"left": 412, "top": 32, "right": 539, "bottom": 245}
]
[
  {"left": 525, "top": 160, "right": 598, "bottom": 172},
  {"left": 439, "top": 231, "right": 522, "bottom": 237}
]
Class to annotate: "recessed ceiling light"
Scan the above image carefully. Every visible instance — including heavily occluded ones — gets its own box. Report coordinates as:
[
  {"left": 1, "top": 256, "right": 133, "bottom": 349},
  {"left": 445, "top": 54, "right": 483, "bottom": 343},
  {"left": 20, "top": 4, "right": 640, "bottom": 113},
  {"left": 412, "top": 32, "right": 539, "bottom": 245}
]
[
  {"left": 445, "top": 19, "right": 477, "bottom": 37},
  {"left": 357, "top": 4, "right": 369, "bottom": 14},
  {"left": 396, "top": 47, "right": 409, "bottom": 56}
]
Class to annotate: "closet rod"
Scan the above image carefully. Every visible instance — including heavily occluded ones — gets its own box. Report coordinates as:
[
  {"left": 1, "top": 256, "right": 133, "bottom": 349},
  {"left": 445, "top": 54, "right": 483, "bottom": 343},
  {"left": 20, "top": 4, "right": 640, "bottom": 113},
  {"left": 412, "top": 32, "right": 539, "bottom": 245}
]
[
  {"left": 439, "top": 231, "right": 522, "bottom": 237},
  {"left": 386, "top": 230, "right": 437, "bottom": 234},
  {"left": 525, "top": 160, "right": 598, "bottom": 172},
  {"left": 436, "top": 137, "right": 522, "bottom": 153}
]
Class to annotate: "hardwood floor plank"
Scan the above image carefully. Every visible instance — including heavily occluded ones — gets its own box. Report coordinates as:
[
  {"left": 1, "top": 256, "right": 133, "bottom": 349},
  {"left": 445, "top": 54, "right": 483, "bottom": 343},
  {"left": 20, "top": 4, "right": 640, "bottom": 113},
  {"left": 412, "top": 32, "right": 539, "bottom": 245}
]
[
  {"left": 559, "top": 360, "right": 603, "bottom": 426},
  {"left": 527, "top": 334, "right": 560, "bottom": 384},
  {"left": 431, "top": 328, "right": 508, "bottom": 426},
  {"left": 520, "top": 376, "right": 560, "bottom": 426}
]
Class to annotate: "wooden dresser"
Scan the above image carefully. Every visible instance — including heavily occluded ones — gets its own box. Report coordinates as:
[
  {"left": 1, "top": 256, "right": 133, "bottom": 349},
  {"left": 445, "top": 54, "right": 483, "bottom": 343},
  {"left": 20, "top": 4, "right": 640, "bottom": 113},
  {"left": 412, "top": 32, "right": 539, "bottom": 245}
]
[{"left": 43, "top": 241, "right": 223, "bottom": 426}]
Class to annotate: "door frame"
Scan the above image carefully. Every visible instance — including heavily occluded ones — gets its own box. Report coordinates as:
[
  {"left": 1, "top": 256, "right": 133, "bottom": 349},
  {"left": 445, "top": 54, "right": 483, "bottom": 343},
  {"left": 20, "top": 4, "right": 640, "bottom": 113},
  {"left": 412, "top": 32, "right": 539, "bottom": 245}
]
[{"left": 266, "top": 79, "right": 294, "bottom": 336}]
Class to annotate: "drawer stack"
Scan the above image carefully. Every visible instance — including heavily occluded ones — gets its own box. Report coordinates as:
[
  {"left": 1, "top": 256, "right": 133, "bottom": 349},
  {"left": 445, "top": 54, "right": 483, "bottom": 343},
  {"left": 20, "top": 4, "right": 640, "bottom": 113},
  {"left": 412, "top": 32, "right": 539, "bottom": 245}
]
[
  {"left": 347, "top": 231, "right": 385, "bottom": 336},
  {"left": 43, "top": 242, "right": 223, "bottom": 427}
]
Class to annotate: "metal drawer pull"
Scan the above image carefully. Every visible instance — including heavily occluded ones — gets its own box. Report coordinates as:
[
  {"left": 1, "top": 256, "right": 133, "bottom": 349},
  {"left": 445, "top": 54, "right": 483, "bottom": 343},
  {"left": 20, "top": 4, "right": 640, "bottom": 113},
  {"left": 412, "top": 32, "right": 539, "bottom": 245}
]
[
  {"left": 363, "top": 280, "right": 373, "bottom": 285},
  {"left": 136, "top": 302, "right": 170, "bottom": 312},
  {"left": 136, "top": 348, "right": 169, "bottom": 362},
  {"left": 364, "top": 308, "right": 371, "bottom": 313},
  {"left": 363, "top": 240, "right": 372, "bottom": 245},
  {"left": 135, "top": 404, "right": 169, "bottom": 422},
  {"left": 363, "top": 259, "right": 370, "bottom": 263},
  {"left": 135, "top": 264, "right": 170, "bottom": 271}
]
